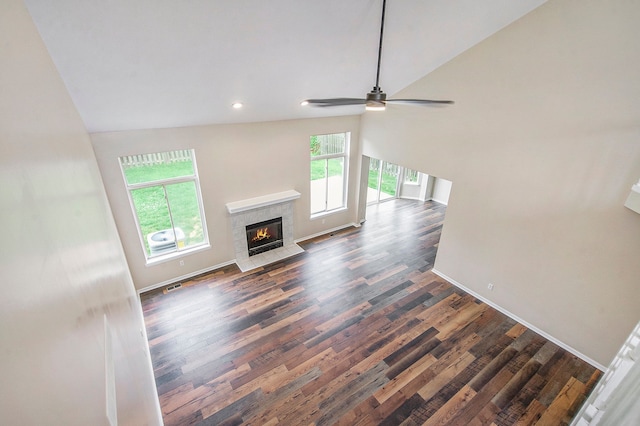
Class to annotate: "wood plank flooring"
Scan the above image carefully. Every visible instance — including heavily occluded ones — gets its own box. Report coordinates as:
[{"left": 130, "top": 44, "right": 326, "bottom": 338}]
[{"left": 140, "top": 199, "right": 601, "bottom": 425}]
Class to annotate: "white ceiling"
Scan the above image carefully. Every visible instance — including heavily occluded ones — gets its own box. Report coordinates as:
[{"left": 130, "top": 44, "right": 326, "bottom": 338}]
[{"left": 24, "top": 0, "right": 546, "bottom": 133}]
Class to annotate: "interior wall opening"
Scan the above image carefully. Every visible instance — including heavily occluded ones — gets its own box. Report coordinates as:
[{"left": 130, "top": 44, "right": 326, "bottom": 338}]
[{"left": 363, "top": 155, "right": 452, "bottom": 206}]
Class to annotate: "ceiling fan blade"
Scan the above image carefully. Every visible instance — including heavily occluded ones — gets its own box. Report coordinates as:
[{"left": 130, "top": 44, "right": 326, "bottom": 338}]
[
  {"left": 386, "top": 99, "right": 454, "bottom": 106},
  {"left": 303, "top": 98, "right": 367, "bottom": 107}
]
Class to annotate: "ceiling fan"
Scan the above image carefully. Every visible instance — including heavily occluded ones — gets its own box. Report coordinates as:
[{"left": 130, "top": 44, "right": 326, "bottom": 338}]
[{"left": 301, "top": 0, "right": 454, "bottom": 111}]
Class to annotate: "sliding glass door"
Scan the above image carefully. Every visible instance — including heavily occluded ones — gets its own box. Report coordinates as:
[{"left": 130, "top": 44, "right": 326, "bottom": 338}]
[{"left": 367, "top": 158, "right": 400, "bottom": 204}]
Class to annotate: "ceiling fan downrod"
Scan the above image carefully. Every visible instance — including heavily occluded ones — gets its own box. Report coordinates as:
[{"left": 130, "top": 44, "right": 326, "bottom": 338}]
[
  {"left": 301, "top": 0, "right": 453, "bottom": 110},
  {"left": 373, "top": 0, "right": 387, "bottom": 93},
  {"left": 365, "top": 0, "right": 387, "bottom": 110}
]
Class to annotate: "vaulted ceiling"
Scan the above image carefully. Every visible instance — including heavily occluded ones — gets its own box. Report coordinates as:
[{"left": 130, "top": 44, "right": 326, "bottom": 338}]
[{"left": 24, "top": 0, "right": 546, "bottom": 133}]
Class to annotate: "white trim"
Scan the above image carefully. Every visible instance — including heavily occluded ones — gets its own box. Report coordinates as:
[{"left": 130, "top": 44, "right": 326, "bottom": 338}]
[
  {"left": 571, "top": 321, "right": 640, "bottom": 425},
  {"left": 138, "top": 314, "right": 164, "bottom": 423},
  {"left": 310, "top": 206, "right": 348, "bottom": 220},
  {"left": 144, "top": 243, "right": 211, "bottom": 267},
  {"left": 431, "top": 268, "right": 605, "bottom": 371},
  {"left": 226, "top": 190, "right": 301, "bottom": 214},
  {"left": 137, "top": 260, "right": 235, "bottom": 295},
  {"left": 119, "top": 149, "right": 210, "bottom": 265},
  {"left": 398, "top": 196, "right": 432, "bottom": 202},
  {"left": 310, "top": 132, "right": 350, "bottom": 216},
  {"left": 431, "top": 198, "right": 448, "bottom": 206},
  {"left": 104, "top": 315, "right": 117, "bottom": 426}
]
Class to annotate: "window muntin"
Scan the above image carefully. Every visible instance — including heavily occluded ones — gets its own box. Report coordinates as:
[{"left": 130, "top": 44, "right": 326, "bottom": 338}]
[
  {"left": 119, "top": 149, "right": 208, "bottom": 260},
  {"left": 310, "top": 133, "right": 349, "bottom": 216}
]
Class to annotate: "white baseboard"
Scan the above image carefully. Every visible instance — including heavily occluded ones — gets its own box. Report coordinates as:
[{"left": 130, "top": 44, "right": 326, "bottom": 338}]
[
  {"left": 295, "top": 222, "right": 359, "bottom": 243},
  {"left": 431, "top": 269, "right": 605, "bottom": 371},
  {"left": 137, "top": 259, "right": 236, "bottom": 295}
]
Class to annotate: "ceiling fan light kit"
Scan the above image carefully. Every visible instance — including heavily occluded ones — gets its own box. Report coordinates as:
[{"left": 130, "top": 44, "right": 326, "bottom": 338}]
[
  {"left": 302, "top": 0, "right": 453, "bottom": 111},
  {"left": 365, "top": 104, "right": 386, "bottom": 111}
]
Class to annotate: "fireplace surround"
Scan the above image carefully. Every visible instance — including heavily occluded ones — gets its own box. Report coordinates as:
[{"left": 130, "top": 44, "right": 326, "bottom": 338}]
[{"left": 226, "top": 190, "right": 303, "bottom": 272}]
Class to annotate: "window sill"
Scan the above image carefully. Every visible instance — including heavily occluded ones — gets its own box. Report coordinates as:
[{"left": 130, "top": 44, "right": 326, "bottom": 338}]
[
  {"left": 145, "top": 243, "right": 210, "bottom": 267},
  {"left": 310, "top": 207, "right": 348, "bottom": 220}
]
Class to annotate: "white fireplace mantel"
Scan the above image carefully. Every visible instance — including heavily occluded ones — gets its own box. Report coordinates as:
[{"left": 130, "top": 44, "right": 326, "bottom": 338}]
[
  {"left": 226, "top": 190, "right": 301, "bottom": 214},
  {"left": 226, "top": 190, "right": 303, "bottom": 272}
]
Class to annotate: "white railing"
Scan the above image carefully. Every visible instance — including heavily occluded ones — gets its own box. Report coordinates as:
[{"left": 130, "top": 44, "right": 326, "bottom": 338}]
[{"left": 572, "top": 321, "right": 640, "bottom": 425}]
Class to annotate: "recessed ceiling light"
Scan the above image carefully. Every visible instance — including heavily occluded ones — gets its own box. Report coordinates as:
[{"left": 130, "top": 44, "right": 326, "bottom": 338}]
[{"left": 232, "top": 102, "right": 243, "bottom": 109}]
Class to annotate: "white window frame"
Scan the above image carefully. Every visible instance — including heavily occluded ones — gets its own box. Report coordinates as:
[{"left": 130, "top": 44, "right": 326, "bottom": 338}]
[
  {"left": 310, "top": 132, "right": 350, "bottom": 218},
  {"left": 403, "top": 168, "right": 422, "bottom": 185},
  {"left": 119, "top": 149, "right": 209, "bottom": 264}
]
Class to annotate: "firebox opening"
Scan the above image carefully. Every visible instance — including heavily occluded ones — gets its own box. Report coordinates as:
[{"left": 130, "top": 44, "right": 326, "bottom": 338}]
[{"left": 246, "top": 217, "right": 283, "bottom": 256}]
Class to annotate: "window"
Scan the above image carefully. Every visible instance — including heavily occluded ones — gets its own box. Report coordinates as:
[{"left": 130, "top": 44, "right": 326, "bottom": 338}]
[
  {"left": 404, "top": 168, "right": 421, "bottom": 185},
  {"left": 367, "top": 159, "right": 423, "bottom": 204},
  {"left": 310, "top": 132, "right": 349, "bottom": 216},
  {"left": 119, "top": 149, "right": 208, "bottom": 261},
  {"left": 367, "top": 158, "right": 401, "bottom": 203}
]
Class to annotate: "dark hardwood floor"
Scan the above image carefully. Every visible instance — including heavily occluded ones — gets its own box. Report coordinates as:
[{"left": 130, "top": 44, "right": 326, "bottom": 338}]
[{"left": 140, "top": 199, "right": 600, "bottom": 425}]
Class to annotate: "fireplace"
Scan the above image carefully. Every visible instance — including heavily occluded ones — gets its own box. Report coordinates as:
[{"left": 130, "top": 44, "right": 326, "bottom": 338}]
[
  {"left": 246, "top": 217, "right": 283, "bottom": 256},
  {"left": 226, "top": 190, "right": 303, "bottom": 272}
]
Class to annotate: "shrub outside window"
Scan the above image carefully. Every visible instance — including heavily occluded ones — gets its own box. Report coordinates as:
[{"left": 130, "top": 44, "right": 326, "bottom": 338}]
[{"left": 119, "top": 149, "right": 208, "bottom": 261}]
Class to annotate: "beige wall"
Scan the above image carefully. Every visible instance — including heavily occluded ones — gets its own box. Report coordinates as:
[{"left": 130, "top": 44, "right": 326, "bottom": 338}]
[
  {"left": 431, "top": 178, "right": 452, "bottom": 205},
  {"left": 91, "top": 116, "right": 361, "bottom": 290},
  {"left": 0, "top": 1, "right": 162, "bottom": 424},
  {"left": 361, "top": 0, "right": 640, "bottom": 367}
]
